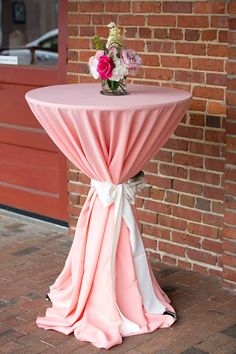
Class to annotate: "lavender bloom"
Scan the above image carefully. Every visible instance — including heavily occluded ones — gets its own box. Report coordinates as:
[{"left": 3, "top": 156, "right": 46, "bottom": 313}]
[{"left": 121, "top": 48, "right": 142, "bottom": 75}]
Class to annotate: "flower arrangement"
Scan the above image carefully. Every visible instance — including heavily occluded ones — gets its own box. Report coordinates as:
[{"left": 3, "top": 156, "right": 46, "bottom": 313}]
[{"left": 89, "top": 22, "right": 142, "bottom": 95}]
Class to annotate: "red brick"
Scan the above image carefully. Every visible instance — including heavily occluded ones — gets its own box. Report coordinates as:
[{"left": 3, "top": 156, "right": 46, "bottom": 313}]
[
  {"left": 212, "top": 201, "right": 224, "bottom": 214},
  {"left": 161, "top": 55, "right": 190, "bottom": 69},
  {"left": 174, "top": 180, "right": 202, "bottom": 195},
  {"left": 229, "top": 31, "right": 236, "bottom": 45},
  {"left": 143, "top": 237, "right": 157, "bottom": 250},
  {"left": 154, "top": 150, "right": 172, "bottom": 162},
  {"left": 224, "top": 226, "right": 236, "bottom": 240},
  {"left": 196, "top": 197, "right": 211, "bottom": 211},
  {"left": 185, "top": 29, "right": 200, "bottom": 41},
  {"left": 153, "top": 28, "right": 168, "bottom": 39},
  {"left": 68, "top": 38, "right": 89, "bottom": 50},
  {"left": 206, "top": 73, "right": 227, "bottom": 86},
  {"left": 172, "top": 205, "right": 201, "bottom": 222},
  {"left": 93, "top": 14, "right": 117, "bottom": 25},
  {"left": 68, "top": 26, "right": 79, "bottom": 36},
  {"left": 203, "top": 213, "right": 224, "bottom": 228},
  {"left": 143, "top": 224, "right": 170, "bottom": 240},
  {"left": 206, "top": 115, "right": 222, "bottom": 129},
  {"left": 67, "top": 74, "right": 78, "bottom": 84},
  {"left": 125, "top": 27, "right": 138, "bottom": 38},
  {"left": 158, "top": 215, "right": 187, "bottom": 231},
  {"left": 188, "top": 222, "right": 218, "bottom": 239},
  {"left": 174, "top": 125, "right": 204, "bottom": 140},
  {"left": 173, "top": 152, "right": 203, "bottom": 168},
  {"left": 219, "top": 30, "right": 228, "bottom": 43},
  {"left": 145, "top": 174, "right": 172, "bottom": 189},
  {"left": 225, "top": 169, "right": 236, "bottom": 182},
  {"left": 139, "top": 27, "right": 152, "bottom": 38},
  {"left": 163, "top": 193, "right": 179, "bottom": 208},
  {"left": 163, "top": 1, "right": 192, "bottom": 13},
  {"left": 189, "top": 142, "right": 220, "bottom": 157},
  {"left": 144, "top": 68, "right": 173, "bottom": 80},
  {"left": 171, "top": 230, "right": 186, "bottom": 244},
  {"left": 189, "top": 170, "right": 220, "bottom": 185},
  {"left": 228, "top": 1, "right": 236, "bottom": 14},
  {"left": 211, "top": 16, "right": 228, "bottom": 28},
  {"left": 68, "top": 182, "right": 90, "bottom": 195},
  {"left": 227, "top": 92, "right": 236, "bottom": 106},
  {"left": 178, "top": 15, "right": 209, "bottom": 28},
  {"left": 179, "top": 195, "right": 195, "bottom": 208},
  {"left": 208, "top": 102, "right": 226, "bottom": 115},
  {"left": 125, "top": 39, "right": 145, "bottom": 52},
  {"left": 148, "top": 15, "right": 176, "bottom": 27},
  {"left": 224, "top": 210, "right": 236, "bottom": 226},
  {"left": 223, "top": 267, "right": 236, "bottom": 282},
  {"left": 80, "top": 26, "right": 95, "bottom": 37},
  {"left": 159, "top": 241, "right": 186, "bottom": 257},
  {"left": 205, "top": 130, "right": 225, "bottom": 144},
  {"left": 223, "top": 239, "right": 236, "bottom": 254},
  {"left": 186, "top": 234, "right": 202, "bottom": 249},
  {"left": 193, "top": 86, "right": 224, "bottom": 100},
  {"left": 193, "top": 58, "right": 224, "bottom": 72},
  {"left": 227, "top": 107, "right": 236, "bottom": 120},
  {"left": 150, "top": 188, "right": 165, "bottom": 200},
  {"left": 68, "top": 14, "right": 91, "bottom": 25},
  {"left": 194, "top": 1, "right": 225, "bottom": 14},
  {"left": 138, "top": 209, "right": 157, "bottom": 224},
  {"left": 162, "top": 255, "right": 177, "bottom": 266},
  {"left": 229, "top": 46, "right": 236, "bottom": 60},
  {"left": 222, "top": 254, "right": 236, "bottom": 267},
  {"left": 80, "top": 1, "right": 103, "bottom": 12},
  {"left": 189, "top": 113, "right": 205, "bottom": 126},
  {"left": 178, "top": 259, "right": 191, "bottom": 270},
  {"left": 105, "top": 1, "right": 130, "bottom": 12},
  {"left": 67, "top": 62, "right": 89, "bottom": 74},
  {"left": 202, "top": 239, "right": 222, "bottom": 254},
  {"left": 229, "top": 17, "right": 236, "bottom": 30},
  {"left": 159, "top": 163, "right": 187, "bottom": 179},
  {"left": 201, "top": 30, "right": 217, "bottom": 41},
  {"left": 175, "top": 70, "right": 204, "bottom": 83},
  {"left": 203, "top": 185, "right": 224, "bottom": 200},
  {"left": 147, "top": 41, "right": 174, "bottom": 53},
  {"left": 67, "top": 50, "right": 78, "bottom": 61},
  {"left": 133, "top": 1, "right": 161, "bottom": 13},
  {"left": 118, "top": 14, "right": 144, "bottom": 26},
  {"left": 68, "top": 2, "right": 78, "bottom": 12},
  {"left": 168, "top": 28, "right": 183, "bottom": 40},
  {"left": 176, "top": 42, "right": 206, "bottom": 55},
  {"left": 205, "top": 158, "right": 225, "bottom": 172},
  {"left": 164, "top": 138, "right": 189, "bottom": 151},
  {"left": 208, "top": 44, "right": 228, "bottom": 57},
  {"left": 187, "top": 248, "right": 217, "bottom": 265},
  {"left": 226, "top": 152, "right": 236, "bottom": 165},
  {"left": 190, "top": 99, "right": 206, "bottom": 112},
  {"left": 143, "top": 200, "right": 171, "bottom": 215},
  {"left": 79, "top": 50, "right": 93, "bottom": 61},
  {"left": 227, "top": 78, "right": 236, "bottom": 91}
]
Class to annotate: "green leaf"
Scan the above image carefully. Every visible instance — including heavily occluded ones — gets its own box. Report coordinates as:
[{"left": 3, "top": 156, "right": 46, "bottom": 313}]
[
  {"left": 92, "top": 35, "right": 106, "bottom": 51},
  {"left": 107, "top": 80, "right": 119, "bottom": 92}
]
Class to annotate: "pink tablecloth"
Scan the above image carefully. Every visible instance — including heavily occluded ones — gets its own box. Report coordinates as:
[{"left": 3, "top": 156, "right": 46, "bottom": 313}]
[{"left": 25, "top": 83, "right": 191, "bottom": 349}]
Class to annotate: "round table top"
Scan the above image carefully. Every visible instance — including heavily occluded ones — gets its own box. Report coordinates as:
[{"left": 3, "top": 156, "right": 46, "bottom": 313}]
[{"left": 25, "top": 83, "right": 192, "bottom": 111}]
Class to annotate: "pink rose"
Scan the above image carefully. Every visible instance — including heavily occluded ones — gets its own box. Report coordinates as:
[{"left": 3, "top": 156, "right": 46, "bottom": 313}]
[{"left": 97, "top": 55, "right": 114, "bottom": 80}]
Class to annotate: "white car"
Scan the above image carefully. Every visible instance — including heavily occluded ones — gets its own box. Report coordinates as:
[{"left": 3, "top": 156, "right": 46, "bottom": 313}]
[{"left": 0, "top": 29, "right": 58, "bottom": 66}]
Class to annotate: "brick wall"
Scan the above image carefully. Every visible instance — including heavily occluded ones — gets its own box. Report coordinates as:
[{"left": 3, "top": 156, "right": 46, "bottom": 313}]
[{"left": 66, "top": 1, "right": 236, "bottom": 291}]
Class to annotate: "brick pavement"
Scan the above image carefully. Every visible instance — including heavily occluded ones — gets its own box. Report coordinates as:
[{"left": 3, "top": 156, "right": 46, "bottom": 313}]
[{"left": 0, "top": 210, "right": 235, "bottom": 354}]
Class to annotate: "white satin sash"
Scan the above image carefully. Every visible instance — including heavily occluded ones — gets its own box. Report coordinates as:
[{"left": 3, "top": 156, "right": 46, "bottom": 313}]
[{"left": 91, "top": 176, "right": 165, "bottom": 335}]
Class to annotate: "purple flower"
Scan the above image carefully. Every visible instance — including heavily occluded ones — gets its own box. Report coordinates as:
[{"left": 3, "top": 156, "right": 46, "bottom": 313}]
[{"left": 121, "top": 48, "right": 142, "bottom": 74}]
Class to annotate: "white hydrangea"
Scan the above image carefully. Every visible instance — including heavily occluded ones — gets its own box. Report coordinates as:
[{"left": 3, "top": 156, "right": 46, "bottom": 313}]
[
  {"left": 110, "top": 58, "right": 128, "bottom": 81},
  {"left": 88, "top": 56, "right": 99, "bottom": 79}
]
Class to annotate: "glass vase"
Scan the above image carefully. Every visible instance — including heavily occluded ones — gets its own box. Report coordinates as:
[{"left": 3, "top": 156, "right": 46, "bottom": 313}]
[{"left": 100, "top": 78, "right": 128, "bottom": 96}]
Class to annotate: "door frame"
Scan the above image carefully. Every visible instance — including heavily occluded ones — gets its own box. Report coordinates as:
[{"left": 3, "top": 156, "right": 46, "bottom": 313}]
[{"left": 0, "top": 0, "right": 67, "bottom": 86}]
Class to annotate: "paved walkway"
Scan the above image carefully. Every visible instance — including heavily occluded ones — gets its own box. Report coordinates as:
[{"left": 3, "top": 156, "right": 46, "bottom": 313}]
[{"left": 0, "top": 210, "right": 235, "bottom": 354}]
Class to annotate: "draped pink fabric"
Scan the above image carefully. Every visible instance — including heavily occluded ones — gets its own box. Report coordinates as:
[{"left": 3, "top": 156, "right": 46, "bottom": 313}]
[{"left": 25, "top": 83, "right": 191, "bottom": 349}]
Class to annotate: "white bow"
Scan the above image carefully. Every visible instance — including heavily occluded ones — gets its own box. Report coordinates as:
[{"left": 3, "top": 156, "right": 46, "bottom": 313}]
[{"left": 91, "top": 175, "right": 165, "bottom": 335}]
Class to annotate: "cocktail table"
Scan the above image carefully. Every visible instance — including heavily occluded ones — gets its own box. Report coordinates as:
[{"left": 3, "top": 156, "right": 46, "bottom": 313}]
[{"left": 26, "top": 83, "right": 191, "bottom": 349}]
